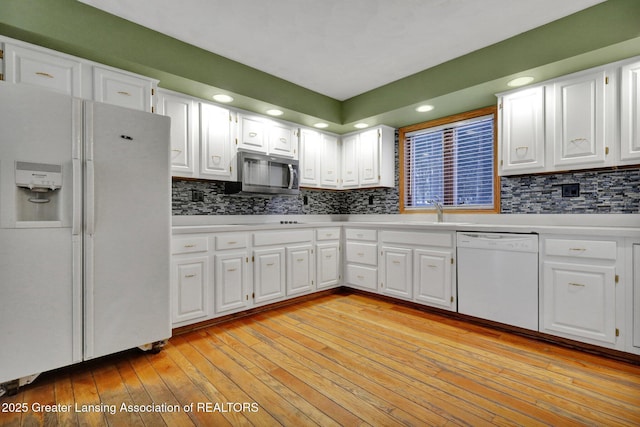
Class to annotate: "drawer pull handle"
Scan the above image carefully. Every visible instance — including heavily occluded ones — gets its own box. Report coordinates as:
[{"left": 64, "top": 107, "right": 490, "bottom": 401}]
[
  {"left": 357, "top": 252, "right": 364, "bottom": 256},
  {"left": 183, "top": 244, "right": 196, "bottom": 248},
  {"left": 325, "top": 254, "right": 333, "bottom": 258},
  {"left": 211, "top": 155, "right": 221, "bottom": 164},
  {"left": 35, "top": 71, "right": 54, "bottom": 79},
  {"left": 266, "top": 262, "right": 274, "bottom": 266},
  {"left": 249, "top": 132, "right": 257, "bottom": 137},
  {"left": 568, "top": 282, "right": 585, "bottom": 287},
  {"left": 356, "top": 234, "right": 363, "bottom": 238},
  {"left": 297, "top": 258, "right": 304, "bottom": 262},
  {"left": 392, "top": 260, "right": 401, "bottom": 264},
  {"left": 357, "top": 275, "right": 365, "bottom": 280},
  {"left": 227, "top": 241, "right": 237, "bottom": 245},
  {"left": 227, "top": 268, "right": 237, "bottom": 272},
  {"left": 117, "top": 91, "right": 132, "bottom": 96},
  {"left": 569, "top": 248, "right": 586, "bottom": 252},
  {"left": 184, "top": 274, "right": 196, "bottom": 278},
  {"left": 280, "top": 137, "right": 287, "bottom": 143},
  {"left": 570, "top": 138, "right": 588, "bottom": 144},
  {"left": 428, "top": 264, "right": 438, "bottom": 268},
  {"left": 172, "top": 149, "right": 182, "bottom": 153},
  {"left": 325, "top": 233, "right": 333, "bottom": 237}
]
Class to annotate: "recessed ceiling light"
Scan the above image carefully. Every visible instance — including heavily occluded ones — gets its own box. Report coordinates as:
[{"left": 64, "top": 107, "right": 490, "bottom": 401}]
[
  {"left": 354, "top": 123, "right": 368, "bottom": 129},
  {"left": 313, "top": 122, "right": 329, "bottom": 129},
  {"left": 212, "top": 94, "right": 234, "bottom": 103},
  {"left": 415, "top": 104, "right": 434, "bottom": 113},
  {"left": 507, "top": 76, "right": 534, "bottom": 87},
  {"left": 266, "top": 109, "right": 283, "bottom": 116}
]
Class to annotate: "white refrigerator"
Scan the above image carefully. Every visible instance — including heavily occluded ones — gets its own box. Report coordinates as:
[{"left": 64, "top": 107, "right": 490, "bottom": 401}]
[{"left": 0, "top": 84, "right": 171, "bottom": 388}]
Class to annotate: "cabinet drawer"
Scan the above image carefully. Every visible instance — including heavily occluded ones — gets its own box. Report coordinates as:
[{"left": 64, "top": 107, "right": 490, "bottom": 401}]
[
  {"left": 345, "top": 264, "right": 377, "bottom": 290},
  {"left": 381, "top": 230, "right": 453, "bottom": 247},
  {"left": 215, "top": 233, "right": 248, "bottom": 250},
  {"left": 346, "top": 242, "right": 378, "bottom": 266},
  {"left": 172, "top": 237, "right": 208, "bottom": 254},
  {"left": 316, "top": 227, "right": 341, "bottom": 241},
  {"left": 253, "top": 229, "right": 313, "bottom": 246},
  {"left": 545, "top": 239, "right": 616, "bottom": 260},
  {"left": 345, "top": 228, "right": 377, "bottom": 241}
]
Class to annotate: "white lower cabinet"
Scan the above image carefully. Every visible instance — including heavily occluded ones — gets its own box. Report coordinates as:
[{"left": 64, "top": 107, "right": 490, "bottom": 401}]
[
  {"left": 171, "top": 237, "right": 212, "bottom": 326},
  {"left": 287, "top": 245, "right": 314, "bottom": 296},
  {"left": 253, "top": 248, "right": 286, "bottom": 305},
  {"left": 344, "top": 229, "right": 378, "bottom": 291},
  {"left": 540, "top": 236, "right": 621, "bottom": 348},
  {"left": 379, "top": 230, "right": 456, "bottom": 311},
  {"left": 215, "top": 251, "right": 249, "bottom": 314},
  {"left": 315, "top": 228, "right": 341, "bottom": 289}
]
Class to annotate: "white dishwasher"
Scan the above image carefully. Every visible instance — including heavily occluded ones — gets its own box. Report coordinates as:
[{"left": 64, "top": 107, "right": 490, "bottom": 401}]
[{"left": 457, "top": 232, "right": 539, "bottom": 331}]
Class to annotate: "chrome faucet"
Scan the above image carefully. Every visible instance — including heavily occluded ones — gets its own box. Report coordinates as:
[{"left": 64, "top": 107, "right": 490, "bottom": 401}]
[{"left": 428, "top": 199, "right": 444, "bottom": 223}]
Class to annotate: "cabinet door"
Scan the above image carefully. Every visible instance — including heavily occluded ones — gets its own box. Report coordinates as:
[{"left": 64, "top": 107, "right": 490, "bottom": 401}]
[
  {"left": 320, "top": 134, "right": 340, "bottom": 188},
  {"left": 381, "top": 246, "right": 412, "bottom": 300},
  {"left": 158, "top": 91, "right": 197, "bottom": 177},
  {"left": 93, "top": 67, "right": 154, "bottom": 112},
  {"left": 316, "top": 242, "right": 340, "bottom": 289},
  {"left": 200, "top": 103, "right": 234, "bottom": 180},
  {"left": 270, "top": 124, "right": 297, "bottom": 158},
  {"left": 239, "top": 115, "right": 267, "bottom": 152},
  {"left": 341, "top": 133, "right": 359, "bottom": 188},
  {"left": 299, "top": 129, "right": 320, "bottom": 187},
  {"left": 253, "top": 248, "right": 286, "bottom": 305},
  {"left": 499, "top": 87, "right": 545, "bottom": 175},
  {"left": 621, "top": 60, "right": 640, "bottom": 163},
  {"left": 215, "top": 251, "right": 249, "bottom": 314},
  {"left": 542, "top": 261, "right": 616, "bottom": 345},
  {"left": 4, "top": 43, "right": 83, "bottom": 97},
  {"left": 287, "top": 245, "right": 314, "bottom": 296},
  {"left": 551, "top": 70, "right": 608, "bottom": 169},
  {"left": 172, "top": 256, "right": 210, "bottom": 324},
  {"left": 359, "top": 128, "right": 380, "bottom": 186},
  {"left": 414, "top": 249, "right": 454, "bottom": 311}
]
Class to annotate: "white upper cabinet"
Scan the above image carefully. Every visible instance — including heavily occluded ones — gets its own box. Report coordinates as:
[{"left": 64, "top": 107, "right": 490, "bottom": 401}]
[
  {"left": 549, "top": 69, "right": 611, "bottom": 170},
  {"left": 498, "top": 86, "right": 545, "bottom": 175},
  {"left": 200, "top": 102, "right": 236, "bottom": 181},
  {"left": 620, "top": 58, "right": 640, "bottom": 164},
  {"left": 497, "top": 56, "right": 640, "bottom": 175},
  {"left": 93, "top": 66, "right": 156, "bottom": 112},
  {"left": 157, "top": 90, "right": 198, "bottom": 178},
  {"left": 320, "top": 134, "right": 340, "bottom": 188},
  {"left": 341, "top": 125, "right": 395, "bottom": 189},
  {"left": 238, "top": 114, "right": 267, "bottom": 152},
  {"left": 3, "top": 42, "right": 83, "bottom": 97},
  {"left": 269, "top": 123, "right": 298, "bottom": 158},
  {"left": 299, "top": 129, "right": 321, "bottom": 187}
]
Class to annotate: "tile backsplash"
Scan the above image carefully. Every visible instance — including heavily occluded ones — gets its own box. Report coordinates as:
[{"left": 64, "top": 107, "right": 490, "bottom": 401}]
[{"left": 172, "top": 129, "right": 639, "bottom": 215}]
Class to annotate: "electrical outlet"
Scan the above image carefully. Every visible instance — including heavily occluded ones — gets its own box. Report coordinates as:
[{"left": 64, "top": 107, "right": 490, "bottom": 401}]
[
  {"left": 191, "top": 189, "right": 204, "bottom": 202},
  {"left": 561, "top": 183, "right": 580, "bottom": 198},
  {"left": 368, "top": 195, "right": 374, "bottom": 205}
]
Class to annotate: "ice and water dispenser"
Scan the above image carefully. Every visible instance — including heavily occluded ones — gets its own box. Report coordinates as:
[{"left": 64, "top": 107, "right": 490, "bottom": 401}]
[{"left": 14, "top": 161, "right": 63, "bottom": 223}]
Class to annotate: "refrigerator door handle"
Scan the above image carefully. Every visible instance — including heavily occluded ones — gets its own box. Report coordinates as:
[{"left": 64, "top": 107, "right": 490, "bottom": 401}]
[
  {"left": 86, "top": 159, "right": 95, "bottom": 236},
  {"left": 72, "top": 158, "right": 82, "bottom": 235}
]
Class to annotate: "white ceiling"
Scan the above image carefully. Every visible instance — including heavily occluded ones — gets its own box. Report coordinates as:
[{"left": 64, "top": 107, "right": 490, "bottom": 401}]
[{"left": 79, "top": 0, "right": 604, "bottom": 101}]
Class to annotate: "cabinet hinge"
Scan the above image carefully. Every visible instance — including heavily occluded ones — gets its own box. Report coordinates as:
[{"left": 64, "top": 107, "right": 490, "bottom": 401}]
[
  {"left": 499, "top": 102, "right": 503, "bottom": 110},
  {"left": 246, "top": 294, "right": 248, "bottom": 300},
  {"left": 380, "top": 282, "right": 384, "bottom": 288},
  {"left": 605, "top": 76, "right": 609, "bottom": 85},
  {"left": 229, "top": 114, "right": 233, "bottom": 122},
  {"left": 252, "top": 256, "right": 255, "bottom": 262},
  {"left": 230, "top": 166, "right": 232, "bottom": 173},
  {"left": 451, "top": 296, "right": 454, "bottom": 303},
  {"left": 615, "top": 274, "right": 619, "bottom": 284},
  {"left": 0, "top": 49, "right": 3, "bottom": 59},
  {"left": 151, "top": 106, "right": 155, "bottom": 113},
  {"left": 0, "top": 73, "right": 4, "bottom": 81},
  {"left": 500, "top": 159, "right": 504, "bottom": 166},
  {"left": 151, "top": 88, "right": 155, "bottom": 96},
  {"left": 451, "top": 258, "right": 454, "bottom": 264},
  {"left": 605, "top": 147, "right": 610, "bottom": 156},
  {"left": 235, "top": 138, "right": 238, "bottom": 145},
  {"left": 616, "top": 328, "right": 619, "bottom": 337},
  {"left": 252, "top": 292, "right": 255, "bottom": 299}
]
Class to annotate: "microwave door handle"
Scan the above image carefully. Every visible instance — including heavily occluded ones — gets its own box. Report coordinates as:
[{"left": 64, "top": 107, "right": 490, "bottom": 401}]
[{"left": 288, "top": 164, "right": 294, "bottom": 189}]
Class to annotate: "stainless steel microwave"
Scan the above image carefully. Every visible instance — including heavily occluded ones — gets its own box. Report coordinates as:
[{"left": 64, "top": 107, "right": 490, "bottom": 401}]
[{"left": 226, "top": 149, "right": 299, "bottom": 196}]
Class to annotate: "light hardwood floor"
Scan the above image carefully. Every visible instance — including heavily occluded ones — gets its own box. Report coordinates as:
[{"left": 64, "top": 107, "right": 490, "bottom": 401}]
[{"left": 2, "top": 292, "right": 640, "bottom": 426}]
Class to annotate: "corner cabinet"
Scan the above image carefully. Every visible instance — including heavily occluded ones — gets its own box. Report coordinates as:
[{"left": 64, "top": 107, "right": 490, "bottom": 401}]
[{"left": 341, "top": 126, "right": 395, "bottom": 189}]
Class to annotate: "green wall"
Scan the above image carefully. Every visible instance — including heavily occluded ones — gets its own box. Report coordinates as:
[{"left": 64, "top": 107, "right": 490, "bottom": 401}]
[{"left": 1, "top": 0, "right": 639, "bottom": 133}]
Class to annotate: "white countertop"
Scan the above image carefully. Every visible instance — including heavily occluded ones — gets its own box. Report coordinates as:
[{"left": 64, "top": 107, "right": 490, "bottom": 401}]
[{"left": 172, "top": 214, "right": 640, "bottom": 238}]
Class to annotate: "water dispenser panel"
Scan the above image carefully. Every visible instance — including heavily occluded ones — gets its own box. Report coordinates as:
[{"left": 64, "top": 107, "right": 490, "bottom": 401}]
[{"left": 15, "top": 161, "right": 62, "bottom": 190}]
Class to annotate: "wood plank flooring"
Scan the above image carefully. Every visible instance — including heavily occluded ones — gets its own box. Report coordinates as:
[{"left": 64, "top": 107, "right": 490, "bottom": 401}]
[{"left": 2, "top": 292, "right": 640, "bottom": 426}]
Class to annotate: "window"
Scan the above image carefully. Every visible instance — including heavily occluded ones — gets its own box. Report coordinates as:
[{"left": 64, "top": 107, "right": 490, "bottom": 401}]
[{"left": 399, "top": 106, "right": 499, "bottom": 213}]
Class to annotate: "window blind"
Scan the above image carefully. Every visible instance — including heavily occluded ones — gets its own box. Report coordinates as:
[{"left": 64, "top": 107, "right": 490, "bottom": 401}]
[{"left": 403, "top": 114, "right": 494, "bottom": 210}]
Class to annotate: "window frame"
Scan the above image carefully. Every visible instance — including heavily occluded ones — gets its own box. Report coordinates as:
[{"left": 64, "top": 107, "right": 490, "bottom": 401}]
[{"left": 399, "top": 105, "right": 500, "bottom": 214}]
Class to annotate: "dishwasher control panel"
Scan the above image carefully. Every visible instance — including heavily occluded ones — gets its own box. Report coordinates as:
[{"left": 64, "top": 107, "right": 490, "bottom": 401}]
[{"left": 457, "top": 232, "right": 538, "bottom": 252}]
